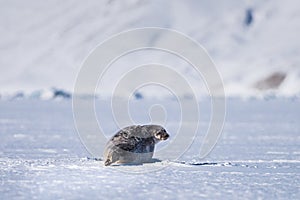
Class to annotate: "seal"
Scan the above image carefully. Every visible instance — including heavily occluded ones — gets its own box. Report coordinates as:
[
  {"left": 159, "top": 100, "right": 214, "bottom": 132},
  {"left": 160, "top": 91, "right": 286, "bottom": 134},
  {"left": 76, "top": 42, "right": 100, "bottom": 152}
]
[{"left": 103, "top": 125, "right": 169, "bottom": 166}]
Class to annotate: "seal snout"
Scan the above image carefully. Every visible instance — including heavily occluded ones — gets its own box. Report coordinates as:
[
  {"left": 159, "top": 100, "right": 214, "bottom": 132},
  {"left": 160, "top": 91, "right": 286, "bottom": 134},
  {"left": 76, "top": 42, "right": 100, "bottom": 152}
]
[{"left": 161, "top": 133, "right": 169, "bottom": 140}]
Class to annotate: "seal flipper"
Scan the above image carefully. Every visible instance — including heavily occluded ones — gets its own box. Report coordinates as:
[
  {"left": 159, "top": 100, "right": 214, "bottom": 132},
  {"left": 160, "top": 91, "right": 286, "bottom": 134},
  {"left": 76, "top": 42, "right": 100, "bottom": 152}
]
[{"left": 104, "top": 159, "right": 112, "bottom": 166}]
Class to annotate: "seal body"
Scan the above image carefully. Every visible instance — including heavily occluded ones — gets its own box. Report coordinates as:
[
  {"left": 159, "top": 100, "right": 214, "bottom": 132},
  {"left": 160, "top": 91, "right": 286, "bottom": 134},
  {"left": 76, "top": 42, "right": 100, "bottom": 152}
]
[{"left": 103, "top": 125, "right": 169, "bottom": 166}]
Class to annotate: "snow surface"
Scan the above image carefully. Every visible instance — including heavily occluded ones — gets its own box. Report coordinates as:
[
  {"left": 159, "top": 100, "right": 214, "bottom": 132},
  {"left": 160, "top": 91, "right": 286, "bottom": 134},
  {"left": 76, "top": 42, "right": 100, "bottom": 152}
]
[
  {"left": 0, "top": 98, "right": 299, "bottom": 199},
  {"left": 0, "top": 0, "right": 300, "bottom": 97}
]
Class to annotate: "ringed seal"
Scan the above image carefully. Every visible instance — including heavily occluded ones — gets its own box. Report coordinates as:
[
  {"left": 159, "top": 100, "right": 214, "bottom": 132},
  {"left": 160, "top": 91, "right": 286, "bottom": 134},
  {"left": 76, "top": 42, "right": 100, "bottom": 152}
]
[{"left": 103, "top": 125, "right": 169, "bottom": 166}]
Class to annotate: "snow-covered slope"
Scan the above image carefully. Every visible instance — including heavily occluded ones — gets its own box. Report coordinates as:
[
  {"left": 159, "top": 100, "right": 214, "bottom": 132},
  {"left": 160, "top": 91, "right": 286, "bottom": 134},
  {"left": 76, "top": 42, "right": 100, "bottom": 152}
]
[{"left": 0, "top": 0, "right": 299, "bottom": 98}]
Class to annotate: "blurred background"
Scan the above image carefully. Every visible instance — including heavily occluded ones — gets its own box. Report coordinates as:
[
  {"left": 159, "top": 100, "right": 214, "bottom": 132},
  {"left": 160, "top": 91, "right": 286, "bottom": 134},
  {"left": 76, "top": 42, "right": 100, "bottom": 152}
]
[{"left": 0, "top": 0, "right": 299, "bottom": 99}]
